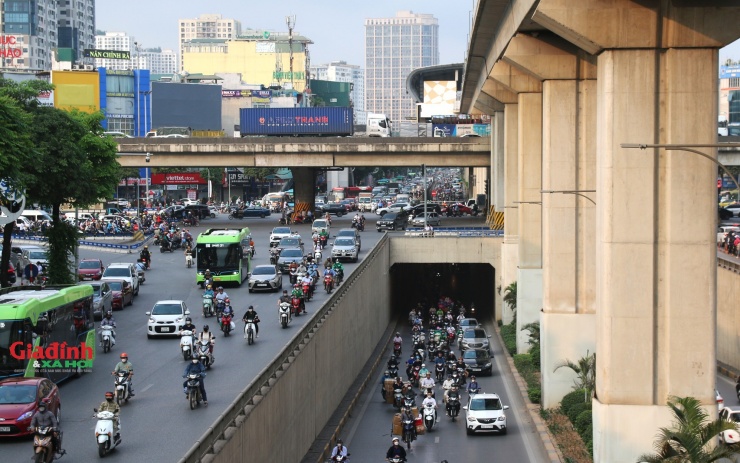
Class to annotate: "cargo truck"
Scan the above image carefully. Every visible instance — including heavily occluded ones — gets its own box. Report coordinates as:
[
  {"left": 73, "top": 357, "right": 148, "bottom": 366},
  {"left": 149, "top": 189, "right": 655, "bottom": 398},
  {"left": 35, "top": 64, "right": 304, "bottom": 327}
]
[
  {"left": 239, "top": 107, "right": 354, "bottom": 137},
  {"left": 357, "top": 192, "right": 375, "bottom": 212}
]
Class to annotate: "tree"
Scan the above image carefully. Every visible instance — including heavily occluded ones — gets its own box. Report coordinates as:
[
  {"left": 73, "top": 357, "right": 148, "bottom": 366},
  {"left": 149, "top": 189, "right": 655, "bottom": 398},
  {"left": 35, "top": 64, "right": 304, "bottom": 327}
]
[
  {"left": 0, "top": 78, "right": 52, "bottom": 288},
  {"left": 24, "top": 107, "right": 119, "bottom": 284},
  {"left": 637, "top": 396, "right": 740, "bottom": 463},
  {"left": 503, "top": 281, "right": 517, "bottom": 322},
  {"left": 554, "top": 351, "right": 596, "bottom": 403}
]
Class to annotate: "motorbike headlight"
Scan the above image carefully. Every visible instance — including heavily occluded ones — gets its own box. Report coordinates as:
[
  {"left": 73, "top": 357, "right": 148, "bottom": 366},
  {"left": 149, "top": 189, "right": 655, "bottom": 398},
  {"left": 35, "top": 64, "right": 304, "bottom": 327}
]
[{"left": 17, "top": 411, "right": 34, "bottom": 421}]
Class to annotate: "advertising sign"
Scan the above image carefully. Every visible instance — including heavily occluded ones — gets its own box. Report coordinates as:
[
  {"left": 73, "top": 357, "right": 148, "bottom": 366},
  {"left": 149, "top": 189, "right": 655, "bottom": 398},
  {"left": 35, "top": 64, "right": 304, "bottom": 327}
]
[
  {"left": 222, "top": 89, "right": 251, "bottom": 98},
  {"left": 84, "top": 49, "right": 131, "bottom": 60},
  {"left": 0, "top": 35, "right": 24, "bottom": 58},
  {"left": 150, "top": 173, "right": 207, "bottom": 185},
  {"left": 53, "top": 70, "right": 100, "bottom": 113}
]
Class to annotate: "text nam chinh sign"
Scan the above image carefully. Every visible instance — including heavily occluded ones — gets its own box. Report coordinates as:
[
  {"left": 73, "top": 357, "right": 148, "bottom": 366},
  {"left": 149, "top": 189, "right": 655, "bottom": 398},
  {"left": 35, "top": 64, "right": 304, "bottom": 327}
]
[{"left": 83, "top": 49, "right": 131, "bottom": 60}]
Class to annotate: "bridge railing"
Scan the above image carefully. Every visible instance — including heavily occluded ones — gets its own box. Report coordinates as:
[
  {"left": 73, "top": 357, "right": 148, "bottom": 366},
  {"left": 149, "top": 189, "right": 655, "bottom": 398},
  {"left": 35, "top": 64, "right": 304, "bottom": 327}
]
[{"left": 404, "top": 227, "right": 503, "bottom": 237}]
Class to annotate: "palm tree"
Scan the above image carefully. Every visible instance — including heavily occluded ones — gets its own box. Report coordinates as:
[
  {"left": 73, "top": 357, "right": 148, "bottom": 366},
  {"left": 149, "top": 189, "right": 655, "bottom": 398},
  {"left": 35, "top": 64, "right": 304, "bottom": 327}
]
[
  {"left": 637, "top": 396, "right": 740, "bottom": 462},
  {"left": 503, "top": 281, "right": 517, "bottom": 321},
  {"left": 521, "top": 322, "right": 540, "bottom": 347},
  {"left": 554, "top": 351, "right": 596, "bottom": 402}
]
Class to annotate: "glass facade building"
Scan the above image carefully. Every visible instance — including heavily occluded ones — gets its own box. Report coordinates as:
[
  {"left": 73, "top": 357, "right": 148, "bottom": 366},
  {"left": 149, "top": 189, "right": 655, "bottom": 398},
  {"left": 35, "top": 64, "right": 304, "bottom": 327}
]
[{"left": 364, "top": 10, "right": 439, "bottom": 124}]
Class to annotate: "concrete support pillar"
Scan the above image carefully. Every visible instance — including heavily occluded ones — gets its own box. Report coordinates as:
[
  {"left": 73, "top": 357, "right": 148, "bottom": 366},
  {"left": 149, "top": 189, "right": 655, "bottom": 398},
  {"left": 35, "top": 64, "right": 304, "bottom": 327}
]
[
  {"left": 540, "top": 79, "right": 597, "bottom": 408},
  {"left": 501, "top": 104, "right": 519, "bottom": 325},
  {"left": 516, "top": 93, "right": 543, "bottom": 353},
  {"left": 592, "top": 48, "right": 717, "bottom": 462},
  {"left": 291, "top": 167, "right": 316, "bottom": 211},
  {"left": 492, "top": 111, "right": 505, "bottom": 212}
]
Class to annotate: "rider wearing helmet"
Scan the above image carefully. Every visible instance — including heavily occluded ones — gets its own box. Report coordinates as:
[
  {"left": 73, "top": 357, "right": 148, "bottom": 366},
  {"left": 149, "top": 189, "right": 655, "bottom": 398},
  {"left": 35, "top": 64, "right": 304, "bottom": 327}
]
[
  {"left": 330, "top": 438, "right": 349, "bottom": 460},
  {"left": 140, "top": 245, "right": 151, "bottom": 267},
  {"left": 214, "top": 286, "right": 229, "bottom": 305},
  {"left": 332, "top": 258, "right": 344, "bottom": 282},
  {"left": 385, "top": 437, "right": 407, "bottom": 461},
  {"left": 113, "top": 353, "right": 134, "bottom": 396},
  {"left": 203, "top": 284, "right": 215, "bottom": 299},
  {"left": 291, "top": 283, "right": 306, "bottom": 313},
  {"left": 99, "top": 311, "right": 117, "bottom": 347},
  {"left": 98, "top": 391, "right": 121, "bottom": 439},
  {"left": 31, "top": 398, "right": 63, "bottom": 455},
  {"left": 182, "top": 357, "right": 208, "bottom": 406},
  {"left": 199, "top": 325, "right": 215, "bottom": 354},
  {"left": 242, "top": 305, "right": 260, "bottom": 338}
]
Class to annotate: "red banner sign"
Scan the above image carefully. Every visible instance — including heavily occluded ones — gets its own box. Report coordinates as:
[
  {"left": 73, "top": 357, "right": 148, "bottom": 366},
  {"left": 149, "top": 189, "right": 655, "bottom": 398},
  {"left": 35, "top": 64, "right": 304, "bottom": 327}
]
[{"left": 150, "top": 173, "right": 207, "bottom": 185}]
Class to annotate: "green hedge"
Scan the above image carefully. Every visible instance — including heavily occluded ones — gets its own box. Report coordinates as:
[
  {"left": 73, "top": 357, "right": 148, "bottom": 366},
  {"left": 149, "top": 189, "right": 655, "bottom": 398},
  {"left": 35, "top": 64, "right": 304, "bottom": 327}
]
[
  {"left": 501, "top": 322, "right": 542, "bottom": 404},
  {"left": 567, "top": 402, "right": 591, "bottom": 425},
  {"left": 501, "top": 323, "right": 517, "bottom": 355},
  {"left": 528, "top": 387, "right": 541, "bottom": 404},
  {"left": 560, "top": 389, "right": 587, "bottom": 416},
  {"left": 576, "top": 410, "right": 592, "bottom": 436}
]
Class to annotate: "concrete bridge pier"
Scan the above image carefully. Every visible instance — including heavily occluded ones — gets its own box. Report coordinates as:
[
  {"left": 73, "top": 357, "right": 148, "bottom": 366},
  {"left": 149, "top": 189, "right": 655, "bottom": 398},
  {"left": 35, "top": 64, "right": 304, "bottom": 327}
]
[
  {"left": 501, "top": 104, "right": 519, "bottom": 325},
  {"left": 291, "top": 167, "right": 316, "bottom": 212},
  {"left": 531, "top": 0, "right": 740, "bottom": 459}
]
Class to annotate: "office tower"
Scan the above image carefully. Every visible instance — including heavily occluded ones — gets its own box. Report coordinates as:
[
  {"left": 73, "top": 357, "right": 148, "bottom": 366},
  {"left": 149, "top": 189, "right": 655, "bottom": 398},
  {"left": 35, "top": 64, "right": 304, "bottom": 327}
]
[
  {"left": 364, "top": 10, "right": 439, "bottom": 124},
  {"left": 178, "top": 14, "right": 242, "bottom": 70},
  {"left": 0, "top": 0, "right": 58, "bottom": 70},
  {"left": 310, "top": 60, "right": 366, "bottom": 124},
  {"left": 57, "top": 0, "right": 95, "bottom": 62}
]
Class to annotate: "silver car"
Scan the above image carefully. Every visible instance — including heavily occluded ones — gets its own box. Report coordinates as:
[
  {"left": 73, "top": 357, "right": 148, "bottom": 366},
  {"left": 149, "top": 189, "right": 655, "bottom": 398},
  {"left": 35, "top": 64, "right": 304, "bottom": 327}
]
[
  {"left": 81, "top": 281, "right": 113, "bottom": 319},
  {"left": 410, "top": 212, "right": 441, "bottom": 227},
  {"left": 331, "top": 237, "right": 359, "bottom": 263},
  {"left": 248, "top": 264, "right": 283, "bottom": 293},
  {"left": 460, "top": 328, "right": 492, "bottom": 353}
]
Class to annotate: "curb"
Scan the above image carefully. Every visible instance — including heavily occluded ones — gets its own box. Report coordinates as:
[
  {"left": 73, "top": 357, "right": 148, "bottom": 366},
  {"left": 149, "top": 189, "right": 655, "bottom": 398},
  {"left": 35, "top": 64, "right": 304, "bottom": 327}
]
[
  {"left": 493, "top": 324, "right": 565, "bottom": 463},
  {"left": 717, "top": 361, "right": 739, "bottom": 381}
]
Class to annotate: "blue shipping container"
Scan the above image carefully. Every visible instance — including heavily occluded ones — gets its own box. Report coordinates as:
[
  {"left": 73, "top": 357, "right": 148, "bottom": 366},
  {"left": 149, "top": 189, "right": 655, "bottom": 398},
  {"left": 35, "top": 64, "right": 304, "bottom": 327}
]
[{"left": 239, "top": 107, "right": 354, "bottom": 136}]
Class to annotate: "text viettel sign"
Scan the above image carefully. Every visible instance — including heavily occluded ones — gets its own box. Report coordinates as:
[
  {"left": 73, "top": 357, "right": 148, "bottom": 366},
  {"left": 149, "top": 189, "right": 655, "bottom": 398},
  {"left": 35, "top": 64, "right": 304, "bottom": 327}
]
[
  {"left": 0, "top": 36, "right": 23, "bottom": 58},
  {"left": 151, "top": 173, "right": 206, "bottom": 185}
]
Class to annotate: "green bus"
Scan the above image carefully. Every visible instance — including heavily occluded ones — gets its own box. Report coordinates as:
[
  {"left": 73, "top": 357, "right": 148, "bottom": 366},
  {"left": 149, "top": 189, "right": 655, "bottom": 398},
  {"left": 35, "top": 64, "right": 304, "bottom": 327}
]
[
  {"left": 0, "top": 285, "right": 96, "bottom": 383},
  {"left": 195, "top": 228, "right": 252, "bottom": 286}
]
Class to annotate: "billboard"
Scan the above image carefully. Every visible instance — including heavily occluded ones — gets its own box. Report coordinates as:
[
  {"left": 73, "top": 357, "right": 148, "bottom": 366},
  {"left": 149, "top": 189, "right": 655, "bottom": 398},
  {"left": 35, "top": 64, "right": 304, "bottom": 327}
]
[
  {"left": 52, "top": 71, "right": 100, "bottom": 113},
  {"left": 84, "top": 49, "right": 131, "bottom": 60},
  {"left": 150, "top": 173, "right": 206, "bottom": 185},
  {"left": 424, "top": 81, "right": 457, "bottom": 104},
  {"left": 151, "top": 82, "right": 221, "bottom": 130}
]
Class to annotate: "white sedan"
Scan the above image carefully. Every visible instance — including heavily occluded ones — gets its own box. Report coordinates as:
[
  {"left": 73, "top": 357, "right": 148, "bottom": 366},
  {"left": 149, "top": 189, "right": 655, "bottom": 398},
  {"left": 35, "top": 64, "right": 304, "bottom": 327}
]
[
  {"left": 719, "top": 407, "right": 740, "bottom": 445},
  {"left": 146, "top": 300, "right": 190, "bottom": 338}
]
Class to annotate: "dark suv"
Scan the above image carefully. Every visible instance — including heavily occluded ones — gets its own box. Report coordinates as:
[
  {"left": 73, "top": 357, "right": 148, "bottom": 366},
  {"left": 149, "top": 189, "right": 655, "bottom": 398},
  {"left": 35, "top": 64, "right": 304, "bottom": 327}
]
[
  {"left": 184, "top": 204, "right": 211, "bottom": 219},
  {"left": 376, "top": 212, "right": 407, "bottom": 232}
]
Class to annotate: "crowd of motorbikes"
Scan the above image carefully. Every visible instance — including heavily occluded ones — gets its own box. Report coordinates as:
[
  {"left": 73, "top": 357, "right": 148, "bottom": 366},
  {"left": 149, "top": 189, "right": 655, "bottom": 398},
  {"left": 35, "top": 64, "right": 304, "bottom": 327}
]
[
  {"left": 154, "top": 224, "right": 193, "bottom": 253},
  {"left": 379, "top": 297, "right": 477, "bottom": 457}
]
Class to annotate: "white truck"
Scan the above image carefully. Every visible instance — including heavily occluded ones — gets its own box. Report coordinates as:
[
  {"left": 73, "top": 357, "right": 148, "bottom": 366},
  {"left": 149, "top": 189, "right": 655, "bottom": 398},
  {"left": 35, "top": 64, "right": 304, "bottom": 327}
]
[
  {"left": 367, "top": 113, "right": 392, "bottom": 137},
  {"left": 357, "top": 192, "right": 375, "bottom": 212}
]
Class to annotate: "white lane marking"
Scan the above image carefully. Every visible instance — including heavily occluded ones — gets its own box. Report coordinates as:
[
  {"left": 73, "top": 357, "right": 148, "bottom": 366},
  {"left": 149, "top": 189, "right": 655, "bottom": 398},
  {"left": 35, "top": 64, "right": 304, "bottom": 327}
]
[
  {"left": 434, "top": 436, "right": 439, "bottom": 444},
  {"left": 140, "top": 383, "right": 153, "bottom": 393}
]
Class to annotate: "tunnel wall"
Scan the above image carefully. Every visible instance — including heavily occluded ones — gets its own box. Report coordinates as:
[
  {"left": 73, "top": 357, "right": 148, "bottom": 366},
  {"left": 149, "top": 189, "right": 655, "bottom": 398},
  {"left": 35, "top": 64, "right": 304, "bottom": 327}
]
[
  {"left": 214, "top": 237, "right": 393, "bottom": 462},
  {"left": 717, "top": 264, "right": 740, "bottom": 369}
]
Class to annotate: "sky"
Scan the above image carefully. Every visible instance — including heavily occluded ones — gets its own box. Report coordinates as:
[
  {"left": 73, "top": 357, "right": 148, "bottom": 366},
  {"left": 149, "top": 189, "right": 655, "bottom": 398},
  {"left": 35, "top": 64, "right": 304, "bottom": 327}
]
[{"left": 95, "top": 0, "right": 740, "bottom": 68}]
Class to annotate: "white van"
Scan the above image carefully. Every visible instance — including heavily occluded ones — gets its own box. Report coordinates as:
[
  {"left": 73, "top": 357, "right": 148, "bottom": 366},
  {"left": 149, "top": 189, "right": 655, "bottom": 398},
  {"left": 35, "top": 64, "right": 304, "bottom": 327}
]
[
  {"left": 367, "top": 113, "right": 392, "bottom": 137},
  {"left": 396, "top": 193, "right": 410, "bottom": 204},
  {"left": 21, "top": 210, "right": 53, "bottom": 223}
]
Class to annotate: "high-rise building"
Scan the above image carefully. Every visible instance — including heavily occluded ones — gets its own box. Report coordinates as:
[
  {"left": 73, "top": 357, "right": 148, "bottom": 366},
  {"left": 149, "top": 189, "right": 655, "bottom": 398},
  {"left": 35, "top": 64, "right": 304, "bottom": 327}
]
[
  {"left": 310, "top": 60, "right": 366, "bottom": 124},
  {"left": 178, "top": 14, "right": 242, "bottom": 71},
  {"left": 364, "top": 10, "right": 439, "bottom": 124},
  {"left": 94, "top": 32, "right": 178, "bottom": 74},
  {"left": 0, "top": 0, "right": 58, "bottom": 70},
  {"left": 58, "top": 0, "right": 95, "bottom": 62}
]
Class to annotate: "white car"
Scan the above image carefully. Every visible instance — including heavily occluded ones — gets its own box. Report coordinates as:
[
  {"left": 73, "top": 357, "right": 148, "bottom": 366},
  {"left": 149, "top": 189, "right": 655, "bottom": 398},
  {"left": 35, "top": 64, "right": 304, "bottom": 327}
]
[
  {"left": 376, "top": 202, "right": 412, "bottom": 216},
  {"left": 464, "top": 393, "right": 509, "bottom": 435},
  {"left": 311, "top": 219, "right": 331, "bottom": 235},
  {"left": 183, "top": 199, "right": 200, "bottom": 206},
  {"left": 719, "top": 406, "right": 740, "bottom": 445},
  {"left": 331, "top": 237, "right": 359, "bottom": 263},
  {"left": 146, "top": 300, "right": 190, "bottom": 338},
  {"left": 248, "top": 264, "right": 283, "bottom": 293},
  {"left": 410, "top": 212, "right": 441, "bottom": 227},
  {"left": 726, "top": 203, "right": 740, "bottom": 218},
  {"left": 100, "top": 215, "right": 131, "bottom": 227},
  {"left": 101, "top": 263, "right": 140, "bottom": 296},
  {"left": 269, "top": 226, "right": 293, "bottom": 247}
]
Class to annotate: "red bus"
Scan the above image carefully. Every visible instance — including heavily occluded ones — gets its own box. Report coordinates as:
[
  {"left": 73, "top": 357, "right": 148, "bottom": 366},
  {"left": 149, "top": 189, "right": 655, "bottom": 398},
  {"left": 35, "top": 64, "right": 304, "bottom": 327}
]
[{"left": 330, "top": 186, "right": 371, "bottom": 202}]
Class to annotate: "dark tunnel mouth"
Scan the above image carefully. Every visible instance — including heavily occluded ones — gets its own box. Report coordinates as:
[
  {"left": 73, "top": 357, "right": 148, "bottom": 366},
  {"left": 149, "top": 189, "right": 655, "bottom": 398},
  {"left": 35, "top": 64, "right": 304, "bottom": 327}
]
[{"left": 390, "top": 263, "right": 496, "bottom": 321}]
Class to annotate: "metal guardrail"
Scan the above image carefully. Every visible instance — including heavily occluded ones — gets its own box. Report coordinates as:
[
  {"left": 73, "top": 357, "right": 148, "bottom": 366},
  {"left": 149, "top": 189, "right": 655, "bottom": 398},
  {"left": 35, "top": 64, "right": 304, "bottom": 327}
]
[
  {"left": 718, "top": 253, "right": 740, "bottom": 273},
  {"left": 404, "top": 227, "right": 503, "bottom": 237},
  {"left": 11, "top": 232, "right": 153, "bottom": 251},
  {"left": 178, "top": 235, "right": 390, "bottom": 463}
]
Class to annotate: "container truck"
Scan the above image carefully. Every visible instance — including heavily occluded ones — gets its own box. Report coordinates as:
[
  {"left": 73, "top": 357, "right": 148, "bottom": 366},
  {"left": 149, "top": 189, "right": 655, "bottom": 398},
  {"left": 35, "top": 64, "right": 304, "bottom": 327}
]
[{"left": 239, "top": 107, "right": 354, "bottom": 137}]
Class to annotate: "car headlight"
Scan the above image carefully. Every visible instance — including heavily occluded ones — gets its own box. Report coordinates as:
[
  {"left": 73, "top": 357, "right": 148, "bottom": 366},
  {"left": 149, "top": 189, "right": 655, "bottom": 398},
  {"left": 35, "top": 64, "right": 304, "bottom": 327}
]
[
  {"left": 149, "top": 317, "right": 155, "bottom": 323},
  {"left": 17, "top": 411, "right": 34, "bottom": 421},
  {"left": 484, "top": 363, "right": 492, "bottom": 368},
  {"left": 175, "top": 317, "right": 183, "bottom": 323},
  {"left": 467, "top": 416, "right": 477, "bottom": 423},
  {"left": 498, "top": 416, "right": 506, "bottom": 421}
]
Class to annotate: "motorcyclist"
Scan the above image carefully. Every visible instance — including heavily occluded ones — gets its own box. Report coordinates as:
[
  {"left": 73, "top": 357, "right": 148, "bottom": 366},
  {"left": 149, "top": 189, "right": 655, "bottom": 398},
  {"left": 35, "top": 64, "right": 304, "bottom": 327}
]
[
  {"left": 181, "top": 317, "right": 197, "bottom": 335},
  {"left": 380, "top": 370, "right": 393, "bottom": 400},
  {"left": 405, "top": 354, "right": 416, "bottom": 378},
  {"left": 385, "top": 437, "right": 407, "bottom": 462},
  {"left": 442, "top": 374, "right": 454, "bottom": 404},
  {"left": 112, "top": 353, "right": 134, "bottom": 397},
  {"left": 330, "top": 439, "right": 349, "bottom": 460},
  {"left": 434, "top": 351, "right": 446, "bottom": 367},
  {"left": 422, "top": 390, "right": 438, "bottom": 423},
  {"left": 99, "top": 311, "right": 117, "bottom": 347},
  {"left": 214, "top": 286, "right": 230, "bottom": 306},
  {"left": 446, "top": 384, "right": 461, "bottom": 416},
  {"left": 300, "top": 272, "right": 313, "bottom": 297},
  {"left": 135, "top": 259, "right": 146, "bottom": 274},
  {"left": 203, "top": 284, "right": 215, "bottom": 299},
  {"left": 184, "top": 245, "right": 194, "bottom": 266},
  {"left": 221, "top": 299, "right": 234, "bottom": 318},
  {"left": 242, "top": 305, "right": 260, "bottom": 338},
  {"left": 203, "top": 268, "right": 213, "bottom": 283},
  {"left": 419, "top": 363, "right": 430, "bottom": 378},
  {"left": 393, "top": 332, "right": 403, "bottom": 346},
  {"left": 467, "top": 375, "right": 481, "bottom": 395},
  {"left": 182, "top": 357, "right": 208, "bottom": 406},
  {"left": 30, "top": 398, "right": 63, "bottom": 455},
  {"left": 319, "top": 228, "right": 329, "bottom": 246},
  {"left": 278, "top": 289, "right": 291, "bottom": 307},
  {"left": 198, "top": 325, "right": 216, "bottom": 355},
  {"left": 97, "top": 391, "right": 121, "bottom": 439},
  {"left": 420, "top": 372, "right": 435, "bottom": 394},
  {"left": 387, "top": 355, "right": 399, "bottom": 371},
  {"left": 332, "top": 258, "right": 344, "bottom": 282},
  {"left": 139, "top": 245, "right": 151, "bottom": 267},
  {"left": 291, "top": 284, "right": 306, "bottom": 313}
]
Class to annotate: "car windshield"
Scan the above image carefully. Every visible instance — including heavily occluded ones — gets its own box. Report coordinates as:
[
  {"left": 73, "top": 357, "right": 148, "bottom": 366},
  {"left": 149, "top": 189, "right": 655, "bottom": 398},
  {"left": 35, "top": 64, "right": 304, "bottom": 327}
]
[
  {"left": 463, "top": 350, "right": 489, "bottom": 360},
  {"left": 384, "top": 214, "right": 397, "bottom": 219},
  {"left": 104, "top": 268, "right": 130, "bottom": 277},
  {"left": 281, "top": 249, "right": 303, "bottom": 258},
  {"left": 461, "top": 319, "right": 478, "bottom": 327},
  {"left": 79, "top": 261, "right": 100, "bottom": 269},
  {"left": 0, "top": 384, "right": 36, "bottom": 404},
  {"left": 107, "top": 281, "right": 123, "bottom": 291},
  {"left": 273, "top": 227, "right": 291, "bottom": 234},
  {"left": 280, "top": 238, "right": 300, "bottom": 247},
  {"left": 28, "top": 251, "right": 48, "bottom": 260},
  {"left": 253, "top": 266, "right": 276, "bottom": 275},
  {"left": 90, "top": 284, "right": 102, "bottom": 296},
  {"left": 469, "top": 397, "right": 503, "bottom": 411},
  {"left": 335, "top": 239, "right": 355, "bottom": 247},
  {"left": 151, "top": 303, "right": 183, "bottom": 315},
  {"left": 337, "top": 232, "right": 354, "bottom": 238},
  {"left": 313, "top": 220, "right": 327, "bottom": 227},
  {"left": 464, "top": 329, "right": 486, "bottom": 339}
]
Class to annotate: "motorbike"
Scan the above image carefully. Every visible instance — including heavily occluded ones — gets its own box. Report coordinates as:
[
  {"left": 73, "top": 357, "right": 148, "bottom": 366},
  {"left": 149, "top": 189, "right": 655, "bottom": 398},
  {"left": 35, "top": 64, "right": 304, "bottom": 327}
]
[
  {"left": 140, "top": 256, "right": 150, "bottom": 269},
  {"left": 334, "top": 269, "right": 344, "bottom": 285},
  {"left": 180, "top": 330, "right": 194, "bottom": 360},
  {"left": 319, "top": 234, "right": 328, "bottom": 248},
  {"left": 32, "top": 426, "right": 57, "bottom": 463},
  {"left": 468, "top": 385, "right": 481, "bottom": 397},
  {"left": 202, "top": 294, "right": 214, "bottom": 317},
  {"left": 330, "top": 453, "right": 350, "bottom": 462},
  {"left": 160, "top": 240, "right": 173, "bottom": 253},
  {"left": 351, "top": 219, "right": 364, "bottom": 232},
  {"left": 313, "top": 250, "right": 322, "bottom": 262},
  {"left": 392, "top": 385, "right": 404, "bottom": 411},
  {"left": 215, "top": 300, "right": 226, "bottom": 319},
  {"left": 447, "top": 360, "right": 458, "bottom": 376},
  {"left": 291, "top": 296, "right": 302, "bottom": 316},
  {"left": 153, "top": 234, "right": 161, "bottom": 246},
  {"left": 302, "top": 281, "right": 312, "bottom": 301},
  {"left": 228, "top": 210, "right": 244, "bottom": 220},
  {"left": 113, "top": 371, "right": 131, "bottom": 405},
  {"left": 185, "top": 372, "right": 205, "bottom": 410},
  {"left": 269, "top": 249, "right": 279, "bottom": 265},
  {"left": 186, "top": 254, "right": 193, "bottom": 268},
  {"left": 423, "top": 402, "right": 436, "bottom": 431},
  {"left": 136, "top": 268, "right": 145, "bottom": 285},
  {"left": 279, "top": 302, "right": 291, "bottom": 328},
  {"left": 100, "top": 325, "right": 115, "bottom": 354},
  {"left": 244, "top": 319, "right": 257, "bottom": 345},
  {"left": 324, "top": 275, "right": 334, "bottom": 293},
  {"left": 388, "top": 364, "right": 399, "bottom": 378},
  {"left": 93, "top": 409, "right": 120, "bottom": 457},
  {"left": 196, "top": 339, "right": 214, "bottom": 369},
  {"left": 388, "top": 457, "right": 406, "bottom": 463},
  {"left": 410, "top": 365, "right": 421, "bottom": 387},
  {"left": 403, "top": 392, "right": 415, "bottom": 410},
  {"left": 402, "top": 416, "right": 416, "bottom": 449},
  {"left": 435, "top": 362, "right": 446, "bottom": 382},
  {"left": 289, "top": 268, "right": 299, "bottom": 285},
  {"left": 447, "top": 394, "right": 461, "bottom": 421},
  {"left": 393, "top": 341, "right": 402, "bottom": 358},
  {"left": 220, "top": 313, "right": 233, "bottom": 337}
]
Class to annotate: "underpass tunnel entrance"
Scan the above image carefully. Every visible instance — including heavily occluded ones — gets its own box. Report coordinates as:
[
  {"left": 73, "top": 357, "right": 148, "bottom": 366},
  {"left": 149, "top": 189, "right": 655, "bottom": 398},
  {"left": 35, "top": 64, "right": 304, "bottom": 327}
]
[{"left": 390, "top": 263, "right": 495, "bottom": 322}]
